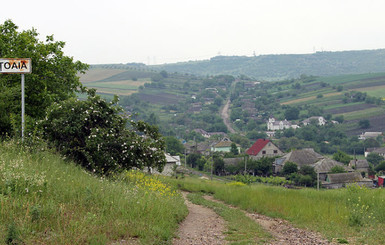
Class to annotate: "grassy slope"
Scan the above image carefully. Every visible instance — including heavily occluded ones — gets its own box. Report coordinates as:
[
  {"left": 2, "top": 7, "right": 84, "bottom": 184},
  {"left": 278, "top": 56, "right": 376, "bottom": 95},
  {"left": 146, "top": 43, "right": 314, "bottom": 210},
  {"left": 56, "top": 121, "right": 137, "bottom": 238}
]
[
  {"left": 176, "top": 177, "right": 385, "bottom": 245},
  {"left": 0, "top": 140, "right": 187, "bottom": 245}
]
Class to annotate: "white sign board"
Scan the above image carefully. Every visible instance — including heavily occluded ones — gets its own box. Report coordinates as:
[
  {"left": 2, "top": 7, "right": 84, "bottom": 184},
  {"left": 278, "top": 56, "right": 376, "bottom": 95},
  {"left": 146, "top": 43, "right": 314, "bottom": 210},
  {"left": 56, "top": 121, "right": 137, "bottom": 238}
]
[{"left": 0, "top": 58, "right": 32, "bottom": 74}]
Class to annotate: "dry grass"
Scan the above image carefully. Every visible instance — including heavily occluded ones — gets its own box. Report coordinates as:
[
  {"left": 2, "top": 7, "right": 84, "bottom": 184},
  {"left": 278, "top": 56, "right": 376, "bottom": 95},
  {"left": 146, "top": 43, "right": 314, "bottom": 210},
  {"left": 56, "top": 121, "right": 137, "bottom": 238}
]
[
  {"left": 78, "top": 69, "right": 126, "bottom": 83},
  {"left": 281, "top": 92, "right": 342, "bottom": 105}
]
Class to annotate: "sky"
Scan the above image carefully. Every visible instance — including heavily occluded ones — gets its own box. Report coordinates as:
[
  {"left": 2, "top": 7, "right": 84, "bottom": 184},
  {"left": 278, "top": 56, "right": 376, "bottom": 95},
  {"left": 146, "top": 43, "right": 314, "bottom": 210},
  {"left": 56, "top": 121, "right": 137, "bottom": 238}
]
[{"left": 1, "top": 0, "right": 385, "bottom": 65}]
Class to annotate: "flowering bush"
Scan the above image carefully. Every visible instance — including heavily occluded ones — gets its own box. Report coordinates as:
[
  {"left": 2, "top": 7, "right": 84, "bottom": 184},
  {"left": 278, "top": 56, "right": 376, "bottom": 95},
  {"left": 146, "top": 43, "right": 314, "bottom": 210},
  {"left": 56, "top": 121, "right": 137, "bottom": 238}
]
[{"left": 40, "top": 89, "right": 166, "bottom": 175}]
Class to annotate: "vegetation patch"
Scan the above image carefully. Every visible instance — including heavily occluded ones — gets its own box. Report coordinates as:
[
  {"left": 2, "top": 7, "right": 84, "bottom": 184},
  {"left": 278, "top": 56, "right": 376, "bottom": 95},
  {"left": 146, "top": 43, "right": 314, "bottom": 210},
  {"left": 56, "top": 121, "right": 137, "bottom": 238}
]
[{"left": 0, "top": 141, "right": 187, "bottom": 244}]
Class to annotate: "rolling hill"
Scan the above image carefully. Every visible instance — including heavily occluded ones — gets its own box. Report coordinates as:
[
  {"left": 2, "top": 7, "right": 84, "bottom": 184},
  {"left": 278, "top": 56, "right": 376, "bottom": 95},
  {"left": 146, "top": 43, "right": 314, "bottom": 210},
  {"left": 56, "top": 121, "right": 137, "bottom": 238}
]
[{"left": 154, "top": 49, "right": 385, "bottom": 80}]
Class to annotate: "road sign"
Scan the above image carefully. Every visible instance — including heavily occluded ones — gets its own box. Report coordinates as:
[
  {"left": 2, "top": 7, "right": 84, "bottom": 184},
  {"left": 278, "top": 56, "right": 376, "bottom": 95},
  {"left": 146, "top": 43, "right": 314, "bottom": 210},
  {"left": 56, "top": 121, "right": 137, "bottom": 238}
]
[
  {"left": 0, "top": 58, "right": 32, "bottom": 74},
  {"left": 0, "top": 58, "right": 32, "bottom": 141}
]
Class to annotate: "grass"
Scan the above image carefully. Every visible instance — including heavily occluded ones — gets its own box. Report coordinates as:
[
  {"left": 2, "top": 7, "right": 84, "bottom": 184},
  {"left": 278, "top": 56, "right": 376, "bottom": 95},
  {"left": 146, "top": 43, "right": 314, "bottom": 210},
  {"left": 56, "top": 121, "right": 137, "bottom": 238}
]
[
  {"left": 174, "top": 177, "right": 385, "bottom": 244},
  {"left": 335, "top": 107, "right": 385, "bottom": 121},
  {"left": 0, "top": 140, "right": 188, "bottom": 244},
  {"left": 187, "top": 192, "right": 271, "bottom": 244}
]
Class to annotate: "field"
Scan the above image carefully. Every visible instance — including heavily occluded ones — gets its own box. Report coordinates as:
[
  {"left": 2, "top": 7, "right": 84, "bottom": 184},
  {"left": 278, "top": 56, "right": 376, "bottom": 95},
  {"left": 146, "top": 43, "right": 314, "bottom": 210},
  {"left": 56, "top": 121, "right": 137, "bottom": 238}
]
[
  {"left": 325, "top": 103, "right": 377, "bottom": 114},
  {"left": 174, "top": 177, "right": 385, "bottom": 245},
  {"left": 78, "top": 68, "right": 155, "bottom": 96},
  {"left": 281, "top": 92, "right": 342, "bottom": 105}
]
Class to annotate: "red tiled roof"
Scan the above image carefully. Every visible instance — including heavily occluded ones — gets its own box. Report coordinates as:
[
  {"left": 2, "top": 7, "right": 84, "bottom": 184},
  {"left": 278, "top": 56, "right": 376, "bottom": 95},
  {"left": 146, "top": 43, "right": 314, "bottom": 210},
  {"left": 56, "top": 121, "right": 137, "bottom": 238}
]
[{"left": 246, "top": 139, "right": 269, "bottom": 156}]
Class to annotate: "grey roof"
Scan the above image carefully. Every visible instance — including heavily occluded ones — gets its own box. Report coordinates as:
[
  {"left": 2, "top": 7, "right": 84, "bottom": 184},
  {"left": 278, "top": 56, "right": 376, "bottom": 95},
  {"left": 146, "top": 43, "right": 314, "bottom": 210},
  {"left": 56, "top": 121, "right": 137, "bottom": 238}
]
[
  {"left": 312, "top": 158, "right": 354, "bottom": 173},
  {"left": 326, "top": 172, "right": 363, "bottom": 184},
  {"left": 349, "top": 159, "right": 369, "bottom": 169},
  {"left": 224, "top": 157, "right": 244, "bottom": 166},
  {"left": 373, "top": 147, "right": 385, "bottom": 154},
  {"left": 280, "top": 148, "right": 324, "bottom": 167}
]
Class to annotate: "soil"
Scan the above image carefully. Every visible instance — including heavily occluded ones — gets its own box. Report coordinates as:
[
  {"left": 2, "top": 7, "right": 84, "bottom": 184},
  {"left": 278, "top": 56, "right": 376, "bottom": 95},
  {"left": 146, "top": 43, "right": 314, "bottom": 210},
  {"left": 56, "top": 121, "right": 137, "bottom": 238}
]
[
  {"left": 173, "top": 192, "right": 336, "bottom": 245},
  {"left": 220, "top": 99, "right": 236, "bottom": 134},
  {"left": 173, "top": 192, "right": 228, "bottom": 245}
]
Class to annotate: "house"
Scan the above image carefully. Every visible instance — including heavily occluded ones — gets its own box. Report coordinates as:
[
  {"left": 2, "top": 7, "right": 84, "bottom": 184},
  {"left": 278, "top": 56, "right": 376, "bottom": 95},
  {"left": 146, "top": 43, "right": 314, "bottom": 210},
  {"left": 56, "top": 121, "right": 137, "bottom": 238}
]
[
  {"left": 359, "top": 132, "right": 382, "bottom": 140},
  {"left": 246, "top": 139, "right": 283, "bottom": 159},
  {"left": 185, "top": 141, "right": 211, "bottom": 156},
  {"left": 312, "top": 158, "right": 354, "bottom": 181},
  {"left": 151, "top": 153, "right": 181, "bottom": 176},
  {"left": 322, "top": 172, "right": 373, "bottom": 189},
  {"left": 211, "top": 138, "right": 240, "bottom": 153},
  {"left": 274, "top": 148, "right": 324, "bottom": 173},
  {"left": 365, "top": 147, "right": 385, "bottom": 157},
  {"left": 267, "top": 117, "right": 299, "bottom": 131},
  {"left": 302, "top": 116, "right": 327, "bottom": 126},
  {"left": 194, "top": 129, "right": 210, "bottom": 138},
  {"left": 348, "top": 159, "right": 370, "bottom": 176}
]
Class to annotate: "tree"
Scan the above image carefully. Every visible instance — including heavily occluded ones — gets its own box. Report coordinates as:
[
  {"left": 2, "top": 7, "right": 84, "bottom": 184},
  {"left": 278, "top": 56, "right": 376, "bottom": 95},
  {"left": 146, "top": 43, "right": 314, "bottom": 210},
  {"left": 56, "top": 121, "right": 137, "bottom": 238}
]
[
  {"left": 374, "top": 161, "right": 385, "bottom": 172},
  {"left": 230, "top": 143, "right": 239, "bottom": 155},
  {"left": 330, "top": 165, "right": 346, "bottom": 173},
  {"left": 284, "top": 106, "right": 300, "bottom": 120},
  {"left": 0, "top": 20, "right": 88, "bottom": 137},
  {"left": 367, "top": 153, "right": 384, "bottom": 166},
  {"left": 332, "top": 150, "right": 352, "bottom": 164},
  {"left": 358, "top": 119, "right": 370, "bottom": 129},
  {"left": 164, "top": 136, "right": 184, "bottom": 155},
  {"left": 41, "top": 89, "right": 166, "bottom": 175},
  {"left": 282, "top": 162, "right": 298, "bottom": 176}
]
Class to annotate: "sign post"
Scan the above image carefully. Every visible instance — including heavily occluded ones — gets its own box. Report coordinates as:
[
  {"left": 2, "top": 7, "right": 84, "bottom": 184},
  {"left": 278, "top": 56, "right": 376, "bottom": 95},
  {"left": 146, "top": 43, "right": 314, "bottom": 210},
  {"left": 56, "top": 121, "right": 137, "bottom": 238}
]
[{"left": 0, "top": 58, "right": 32, "bottom": 141}]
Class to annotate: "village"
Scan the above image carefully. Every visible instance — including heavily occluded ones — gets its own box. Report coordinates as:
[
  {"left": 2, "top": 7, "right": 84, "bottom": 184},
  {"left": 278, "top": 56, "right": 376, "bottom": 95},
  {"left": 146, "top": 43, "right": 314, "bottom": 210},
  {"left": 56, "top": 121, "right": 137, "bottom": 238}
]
[{"left": 160, "top": 115, "right": 385, "bottom": 189}]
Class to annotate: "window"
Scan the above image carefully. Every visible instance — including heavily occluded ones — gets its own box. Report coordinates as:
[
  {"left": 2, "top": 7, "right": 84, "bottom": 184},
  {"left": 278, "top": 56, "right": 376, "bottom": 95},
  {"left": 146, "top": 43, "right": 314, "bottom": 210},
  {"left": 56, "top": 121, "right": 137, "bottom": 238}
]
[
  {"left": 262, "top": 150, "right": 266, "bottom": 154},
  {"left": 274, "top": 150, "right": 278, "bottom": 154}
]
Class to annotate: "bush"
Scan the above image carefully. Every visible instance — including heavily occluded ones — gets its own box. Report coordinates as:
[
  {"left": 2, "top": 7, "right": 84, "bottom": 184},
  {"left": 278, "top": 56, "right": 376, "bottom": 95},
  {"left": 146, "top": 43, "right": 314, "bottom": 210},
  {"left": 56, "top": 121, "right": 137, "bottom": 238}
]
[{"left": 41, "top": 89, "right": 166, "bottom": 175}]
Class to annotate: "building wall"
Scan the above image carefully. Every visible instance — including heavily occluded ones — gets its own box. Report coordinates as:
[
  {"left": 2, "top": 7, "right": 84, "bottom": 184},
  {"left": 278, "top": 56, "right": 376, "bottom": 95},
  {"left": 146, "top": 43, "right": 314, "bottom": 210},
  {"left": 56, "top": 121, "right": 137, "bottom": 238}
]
[{"left": 252, "top": 143, "right": 283, "bottom": 159}]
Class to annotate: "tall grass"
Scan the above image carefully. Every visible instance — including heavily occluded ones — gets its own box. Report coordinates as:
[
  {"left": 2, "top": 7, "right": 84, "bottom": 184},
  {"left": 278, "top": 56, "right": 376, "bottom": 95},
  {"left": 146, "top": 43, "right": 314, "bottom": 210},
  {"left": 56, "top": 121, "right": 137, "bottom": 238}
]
[
  {"left": 176, "top": 177, "right": 385, "bottom": 244},
  {"left": 0, "top": 140, "right": 187, "bottom": 244}
]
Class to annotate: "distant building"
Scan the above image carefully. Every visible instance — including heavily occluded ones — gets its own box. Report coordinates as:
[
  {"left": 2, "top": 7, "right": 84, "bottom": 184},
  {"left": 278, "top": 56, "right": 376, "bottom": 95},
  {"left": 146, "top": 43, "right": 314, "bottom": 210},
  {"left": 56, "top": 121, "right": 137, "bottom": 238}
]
[
  {"left": 246, "top": 139, "right": 283, "bottom": 159},
  {"left": 302, "top": 116, "right": 327, "bottom": 126},
  {"left": 322, "top": 172, "right": 372, "bottom": 189},
  {"left": 358, "top": 132, "right": 382, "bottom": 140},
  {"left": 274, "top": 148, "right": 324, "bottom": 174},
  {"left": 211, "top": 138, "right": 240, "bottom": 153},
  {"left": 267, "top": 117, "right": 299, "bottom": 131},
  {"left": 349, "top": 159, "right": 370, "bottom": 176},
  {"left": 365, "top": 147, "right": 385, "bottom": 158}
]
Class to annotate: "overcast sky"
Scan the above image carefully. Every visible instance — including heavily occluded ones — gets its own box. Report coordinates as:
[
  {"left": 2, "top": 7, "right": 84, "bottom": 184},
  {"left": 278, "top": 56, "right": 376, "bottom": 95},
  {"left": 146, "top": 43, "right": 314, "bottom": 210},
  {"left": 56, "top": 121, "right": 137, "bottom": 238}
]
[{"left": 2, "top": 0, "right": 385, "bottom": 65}]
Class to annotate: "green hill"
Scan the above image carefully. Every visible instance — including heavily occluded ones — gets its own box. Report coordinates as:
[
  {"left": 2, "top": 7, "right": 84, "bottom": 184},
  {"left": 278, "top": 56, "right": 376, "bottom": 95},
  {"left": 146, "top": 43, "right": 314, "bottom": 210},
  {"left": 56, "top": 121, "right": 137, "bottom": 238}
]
[
  {"left": 154, "top": 49, "right": 385, "bottom": 80},
  {"left": 0, "top": 140, "right": 187, "bottom": 244}
]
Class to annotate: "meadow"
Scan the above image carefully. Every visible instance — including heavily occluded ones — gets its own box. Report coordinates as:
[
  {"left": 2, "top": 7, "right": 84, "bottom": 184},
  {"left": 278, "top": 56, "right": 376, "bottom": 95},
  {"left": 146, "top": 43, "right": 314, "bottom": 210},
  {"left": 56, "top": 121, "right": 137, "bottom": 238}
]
[
  {"left": 174, "top": 177, "right": 385, "bottom": 245},
  {"left": 0, "top": 140, "right": 187, "bottom": 244}
]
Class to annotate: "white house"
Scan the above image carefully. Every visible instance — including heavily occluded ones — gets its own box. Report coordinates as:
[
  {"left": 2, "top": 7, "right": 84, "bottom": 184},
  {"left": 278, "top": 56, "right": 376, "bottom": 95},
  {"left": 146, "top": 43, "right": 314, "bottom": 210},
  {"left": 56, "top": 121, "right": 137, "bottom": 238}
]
[
  {"left": 267, "top": 117, "right": 299, "bottom": 131},
  {"left": 302, "top": 116, "right": 327, "bottom": 126}
]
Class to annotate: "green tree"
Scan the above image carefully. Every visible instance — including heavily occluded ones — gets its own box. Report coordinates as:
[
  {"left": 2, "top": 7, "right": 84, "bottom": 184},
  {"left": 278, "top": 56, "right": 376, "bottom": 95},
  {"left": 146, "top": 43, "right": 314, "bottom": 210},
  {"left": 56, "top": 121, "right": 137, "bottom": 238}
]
[
  {"left": 330, "top": 165, "right": 346, "bottom": 173},
  {"left": 230, "top": 143, "right": 239, "bottom": 155},
  {"left": 374, "top": 161, "right": 385, "bottom": 172},
  {"left": 358, "top": 119, "right": 370, "bottom": 129},
  {"left": 282, "top": 162, "right": 298, "bottom": 176},
  {"left": 41, "top": 89, "right": 166, "bottom": 175},
  {"left": 367, "top": 153, "right": 384, "bottom": 167},
  {"left": 0, "top": 20, "right": 88, "bottom": 137},
  {"left": 332, "top": 150, "right": 352, "bottom": 164},
  {"left": 284, "top": 106, "right": 300, "bottom": 120},
  {"left": 164, "top": 136, "right": 184, "bottom": 155}
]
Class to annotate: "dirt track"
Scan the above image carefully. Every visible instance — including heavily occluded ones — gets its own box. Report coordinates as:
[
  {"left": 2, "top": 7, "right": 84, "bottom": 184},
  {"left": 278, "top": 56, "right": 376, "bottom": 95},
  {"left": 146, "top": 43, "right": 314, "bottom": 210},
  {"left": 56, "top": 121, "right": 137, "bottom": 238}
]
[
  {"left": 220, "top": 99, "right": 236, "bottom": 134},
  {"left": 174, "top": 193, "right": 335, "bottom": 245}
]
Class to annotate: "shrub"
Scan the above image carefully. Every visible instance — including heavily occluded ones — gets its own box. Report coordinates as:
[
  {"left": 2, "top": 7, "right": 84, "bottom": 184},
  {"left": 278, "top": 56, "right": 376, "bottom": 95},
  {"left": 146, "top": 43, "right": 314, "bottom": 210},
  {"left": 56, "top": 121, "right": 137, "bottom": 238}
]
[{"left": 40, "top": 89, "right": 166, "bottom": 175}]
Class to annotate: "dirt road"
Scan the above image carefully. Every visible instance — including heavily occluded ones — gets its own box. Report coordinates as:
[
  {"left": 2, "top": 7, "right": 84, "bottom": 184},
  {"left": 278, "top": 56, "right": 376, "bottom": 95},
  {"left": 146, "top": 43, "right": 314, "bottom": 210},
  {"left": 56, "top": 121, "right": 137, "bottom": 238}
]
[
  {"left": 220, "top": 99, "right": 236, "bottom": 134},
  {"left": 174, "top": 193, "right": 335, "bottom": 245}
]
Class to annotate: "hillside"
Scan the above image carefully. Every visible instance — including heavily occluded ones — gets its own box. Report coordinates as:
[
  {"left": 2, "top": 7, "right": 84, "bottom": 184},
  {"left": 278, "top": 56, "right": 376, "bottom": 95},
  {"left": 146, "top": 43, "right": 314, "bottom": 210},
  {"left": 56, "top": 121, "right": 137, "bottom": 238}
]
[
  {"left": 154, "top": 49, "right": 385, "bottom": 80},
  {"left": 0, "top": 140, "right": 187, "bottom": 244}
]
